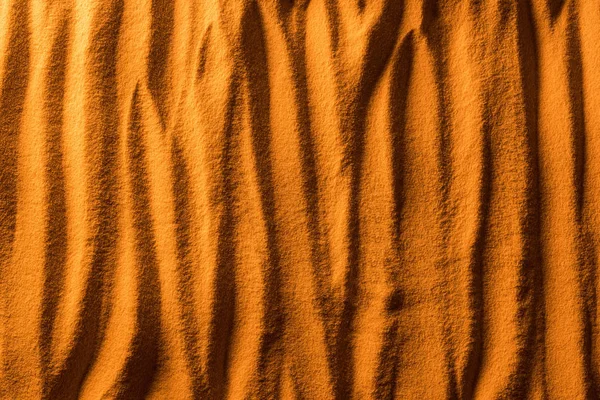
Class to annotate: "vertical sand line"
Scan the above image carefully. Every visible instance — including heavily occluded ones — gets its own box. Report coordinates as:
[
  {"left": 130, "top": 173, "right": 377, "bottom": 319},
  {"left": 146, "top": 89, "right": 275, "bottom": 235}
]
[
  {"left": 372, "top": 30, "right": 414, "bottom": 400},
  {"left": 221, "top": 95, "right": 273, "bottom": 399},
  {"left": 32, "top": 4, "right": 70, "bottom": 395},
  {"left": 265, "top": 7, "right": 335, "bottom": 380},
  {"left": 530, "top": 1, "right": 592, "bottom": 397},
  {"left": 173, "top": 6, "right": 240, "bottom": 396},
  {"left": 258, "top": 5, "right": 337, "bottom": 398},
  {"left": 49, "top": 0, "right": 124, "bottom": 397},
  {"left": 318, "top": 1, "right": 404, "bottom": 396},
  {"left": 203, "top": 89, "right": 238, "bottom": 400},
  {"left": 472, "top": 3, "right": 541, "bottom": 398},
  {"left": 419, "top": 3, "right": 492, "bottom": 398},
  {"left": 389, "top": 29, "right": 452, "bottom": 398},
  {"left": 238, "top": 5, "right": 283, "bottom": 394},
  {"left": 578, "top": 0, "right": 600, "bottom": 393},
  {"left": 516, "top": 0, "right": 547, "bottom": 397},
  {"left": 249, "top": 2, "right": 342, "bottom": 397},
  {"left": 0, "top": 0, "right": 33, "bottom": 396},
  {"left": 147, "top": 0, "right": 174, "bottom": 127},
  {"left": 353, "top": 29, "right": 407, "bottom": 399},
  {"left": 564, "top": 8, "right": 598, "bottom": 397},
  {"left": 159, "top": 20, "right": 219, "bottom": 399},
  {"left": 130, "top": 1, "right": 199, "bottom": 396},
  {"left": 169, "top": 132, "right": 207, "bottom": 398},
  {"left": 433, "top": 3, "right": 494, "bottom": 397},
  {"left": 108, "top": 85, "right": 161, "bottom": 398},
  {"left": 8, "top": 0, "right": 58, "bottom": 396},
  {"left": 193, "top": 6, "right": 246, "bottom": 396},
  {"left": 228, "top": 4, "right": 293, "bottom": 397}
]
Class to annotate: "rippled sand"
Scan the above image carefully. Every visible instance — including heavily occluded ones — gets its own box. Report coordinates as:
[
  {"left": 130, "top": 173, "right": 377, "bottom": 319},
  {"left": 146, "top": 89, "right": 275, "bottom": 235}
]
[{"left": 1, "top": 0, "right": 599, "bottom": 398}]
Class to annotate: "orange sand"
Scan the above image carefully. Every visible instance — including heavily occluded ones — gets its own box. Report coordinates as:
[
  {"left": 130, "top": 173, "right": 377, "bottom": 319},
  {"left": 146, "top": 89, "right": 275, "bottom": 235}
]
[{"left": 1, "top": 0, "right": 600, "bottom": 398}]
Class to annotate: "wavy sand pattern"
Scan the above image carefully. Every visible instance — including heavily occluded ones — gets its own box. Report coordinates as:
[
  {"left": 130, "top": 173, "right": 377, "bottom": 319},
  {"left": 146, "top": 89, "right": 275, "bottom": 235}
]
[{"left": 1, "top": 0, "right": 600, "bottom": 398}]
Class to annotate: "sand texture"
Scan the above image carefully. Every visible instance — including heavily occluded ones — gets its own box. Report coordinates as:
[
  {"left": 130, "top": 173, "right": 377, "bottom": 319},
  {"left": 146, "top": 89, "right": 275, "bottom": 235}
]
[{"left": 1, "top": 0, "right": 600, "bottom": 398}]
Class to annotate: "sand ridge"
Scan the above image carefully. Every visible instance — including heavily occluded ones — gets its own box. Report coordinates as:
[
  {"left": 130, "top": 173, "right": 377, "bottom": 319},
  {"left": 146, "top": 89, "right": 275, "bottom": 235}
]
[{"left": 1, "top": 0, "right": 600, "bottom": 398}]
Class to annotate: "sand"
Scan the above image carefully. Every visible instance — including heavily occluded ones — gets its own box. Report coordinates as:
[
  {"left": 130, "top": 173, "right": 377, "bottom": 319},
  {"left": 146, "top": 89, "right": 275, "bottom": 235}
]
[{"left": 0, "top": 0, "right": 599, "bottom": 398}]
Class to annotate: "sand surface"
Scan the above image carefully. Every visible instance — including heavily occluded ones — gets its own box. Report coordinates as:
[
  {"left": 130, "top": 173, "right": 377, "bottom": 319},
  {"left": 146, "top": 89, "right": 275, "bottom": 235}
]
[{"left": 1, "top": 0, "right": 600, "bottom": 398}]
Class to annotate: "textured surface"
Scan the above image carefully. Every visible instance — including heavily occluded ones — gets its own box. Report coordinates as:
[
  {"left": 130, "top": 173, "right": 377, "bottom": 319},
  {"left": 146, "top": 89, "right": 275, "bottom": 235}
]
[{"left": 1, "top": 0, "right": 600, "bottom": 398}]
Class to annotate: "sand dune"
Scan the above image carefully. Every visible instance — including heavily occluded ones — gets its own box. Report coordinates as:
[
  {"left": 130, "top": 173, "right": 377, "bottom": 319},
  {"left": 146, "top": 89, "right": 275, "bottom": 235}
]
[{"left": 0, "top": 0, "right": 599, "bottom": 398}]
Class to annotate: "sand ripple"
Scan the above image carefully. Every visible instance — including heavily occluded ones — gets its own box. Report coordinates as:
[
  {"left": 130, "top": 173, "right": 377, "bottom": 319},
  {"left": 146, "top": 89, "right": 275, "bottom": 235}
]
[{"left": 1, "top": 0, "right": 599, "bottom": 398}]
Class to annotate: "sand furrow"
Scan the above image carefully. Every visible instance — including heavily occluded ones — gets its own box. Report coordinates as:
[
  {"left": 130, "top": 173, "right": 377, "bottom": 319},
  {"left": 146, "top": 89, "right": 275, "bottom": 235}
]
[
  {"left": 0, "top": 1, "right": 35, "bottom": 397},
  {"left": 49, "top": 2, "right": 124, "bottom": 397}
]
